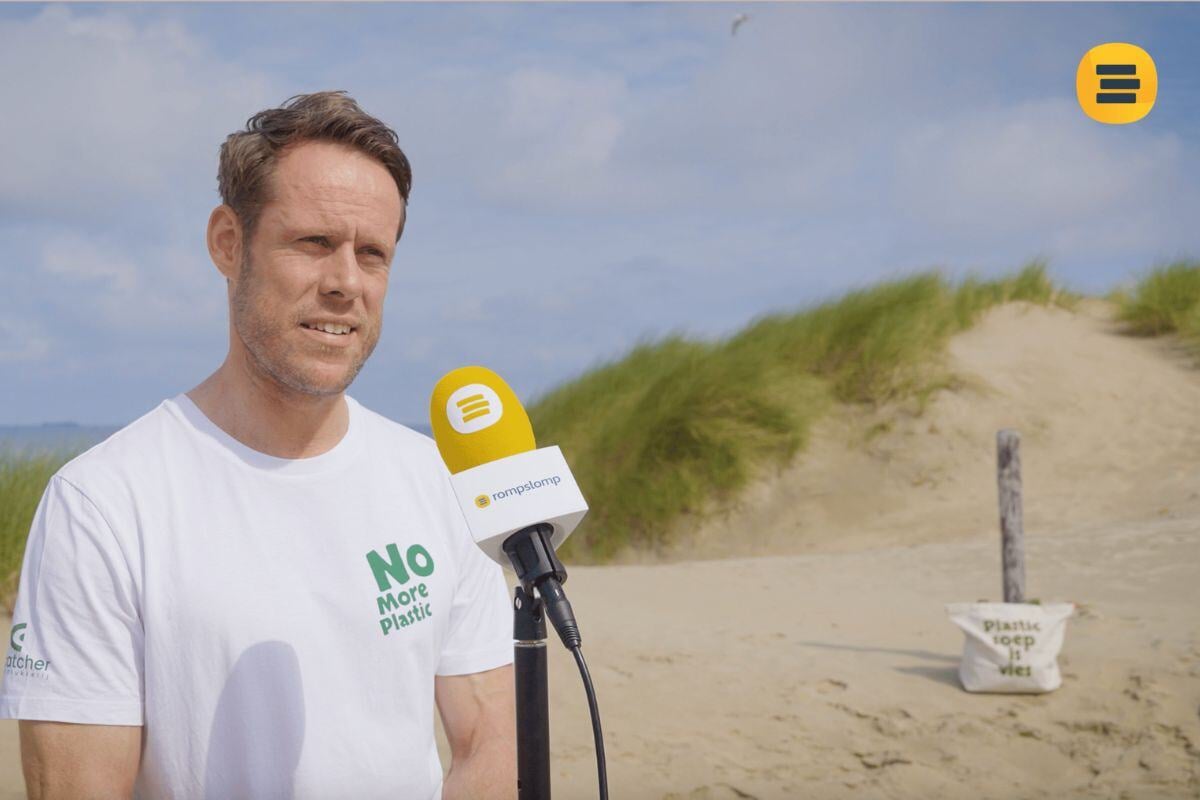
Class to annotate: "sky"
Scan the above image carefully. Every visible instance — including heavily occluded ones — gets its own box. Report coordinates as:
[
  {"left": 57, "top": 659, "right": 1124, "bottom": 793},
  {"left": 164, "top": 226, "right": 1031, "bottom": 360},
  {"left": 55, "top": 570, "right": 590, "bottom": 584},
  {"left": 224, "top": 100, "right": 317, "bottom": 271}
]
[{"left": 1, "top": 2, "right": 1198, "bottom": 427}]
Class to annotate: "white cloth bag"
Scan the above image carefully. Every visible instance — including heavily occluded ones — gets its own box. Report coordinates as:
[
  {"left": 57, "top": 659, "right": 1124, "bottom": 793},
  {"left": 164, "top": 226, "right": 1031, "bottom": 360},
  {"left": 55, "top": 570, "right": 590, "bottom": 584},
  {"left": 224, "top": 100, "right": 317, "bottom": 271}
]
[{"left": 946, "top": 602, "right": 1074, "bottom": 693}]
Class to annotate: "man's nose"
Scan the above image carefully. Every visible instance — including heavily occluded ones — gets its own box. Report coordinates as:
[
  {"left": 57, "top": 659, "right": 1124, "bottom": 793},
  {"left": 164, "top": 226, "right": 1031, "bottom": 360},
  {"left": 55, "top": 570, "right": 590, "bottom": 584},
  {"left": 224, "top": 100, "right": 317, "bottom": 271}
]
[{"left": 319, "top": 243, "right": 364, "bottom": 300}]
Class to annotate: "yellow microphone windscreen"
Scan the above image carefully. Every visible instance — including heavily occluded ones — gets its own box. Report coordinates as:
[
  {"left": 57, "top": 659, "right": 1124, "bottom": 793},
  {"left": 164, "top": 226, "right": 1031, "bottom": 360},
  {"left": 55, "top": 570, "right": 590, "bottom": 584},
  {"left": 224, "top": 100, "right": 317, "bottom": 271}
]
[{"left": 429, "top": 366, "right": 536, "bottom": 474}]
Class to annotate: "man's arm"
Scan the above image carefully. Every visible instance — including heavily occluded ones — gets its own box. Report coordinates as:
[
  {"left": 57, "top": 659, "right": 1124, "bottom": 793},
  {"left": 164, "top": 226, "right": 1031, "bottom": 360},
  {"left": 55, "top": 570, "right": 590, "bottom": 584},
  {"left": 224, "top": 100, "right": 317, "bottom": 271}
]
[
  {"left": 435, "top": 663, "right": 516, "bottom": 800},
  {"left": 19, "top": 721, "right": 142, "bottom": 800}
]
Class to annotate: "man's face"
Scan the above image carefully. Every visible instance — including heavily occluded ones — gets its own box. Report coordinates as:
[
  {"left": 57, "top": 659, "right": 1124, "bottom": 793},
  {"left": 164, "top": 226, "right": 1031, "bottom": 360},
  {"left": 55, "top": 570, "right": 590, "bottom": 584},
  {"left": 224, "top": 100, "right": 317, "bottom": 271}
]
[{"left": 230, "top": 140, "right": 404, "bottom": 398}]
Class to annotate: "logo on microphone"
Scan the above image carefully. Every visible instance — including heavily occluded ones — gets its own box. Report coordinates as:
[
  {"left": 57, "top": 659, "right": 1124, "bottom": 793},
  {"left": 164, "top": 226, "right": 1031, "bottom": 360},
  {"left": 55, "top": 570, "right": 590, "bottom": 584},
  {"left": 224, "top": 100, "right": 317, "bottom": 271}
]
[
  {"left": 484, "top": 475, "right": 563, "bottom": 505},
  {"left": 446, "top": 383, "right": 505, "bottom": 435}
]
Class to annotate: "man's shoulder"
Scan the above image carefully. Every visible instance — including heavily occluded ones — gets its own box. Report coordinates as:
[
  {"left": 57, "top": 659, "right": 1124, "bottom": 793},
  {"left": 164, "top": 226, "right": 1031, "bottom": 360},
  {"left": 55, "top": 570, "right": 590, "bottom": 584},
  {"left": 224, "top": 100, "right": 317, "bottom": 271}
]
[{"left": 55, "top": 399, "right": 180, "bottom": 492}]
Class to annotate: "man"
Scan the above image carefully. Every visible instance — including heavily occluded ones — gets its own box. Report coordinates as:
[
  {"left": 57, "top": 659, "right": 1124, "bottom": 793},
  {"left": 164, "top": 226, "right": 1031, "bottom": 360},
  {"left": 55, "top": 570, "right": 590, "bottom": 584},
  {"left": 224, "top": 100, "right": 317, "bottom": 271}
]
[{"left": 0, "top": 91, "right": 517, "bottom": 799}]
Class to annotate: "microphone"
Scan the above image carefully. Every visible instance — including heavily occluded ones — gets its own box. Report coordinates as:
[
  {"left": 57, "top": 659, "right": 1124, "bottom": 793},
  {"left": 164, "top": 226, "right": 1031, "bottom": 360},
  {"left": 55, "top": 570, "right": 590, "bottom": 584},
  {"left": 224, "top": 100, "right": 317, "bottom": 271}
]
[{"left": 429, "top": 365, "right": 589, "bottom": 648}]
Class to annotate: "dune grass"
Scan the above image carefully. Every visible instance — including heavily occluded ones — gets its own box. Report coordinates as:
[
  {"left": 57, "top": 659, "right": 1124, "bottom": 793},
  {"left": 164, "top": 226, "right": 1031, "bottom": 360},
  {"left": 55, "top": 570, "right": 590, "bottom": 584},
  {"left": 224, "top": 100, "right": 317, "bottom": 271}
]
[
  {"left": 0, "top": 450, "right": 71, "bottom": 613},
  {"left": 530, "top": 261, "right": 1072, "bottom": 561},
  {"left": 1116, "top": 260, "right": 1200, "bottom": 348}
]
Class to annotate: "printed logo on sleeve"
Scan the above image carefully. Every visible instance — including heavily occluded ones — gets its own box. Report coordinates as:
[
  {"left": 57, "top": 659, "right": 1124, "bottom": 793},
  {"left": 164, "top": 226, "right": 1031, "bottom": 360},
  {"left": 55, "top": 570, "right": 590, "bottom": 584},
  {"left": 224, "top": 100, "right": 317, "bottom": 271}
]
[
  {"left": 365, "top": 542, "right": 436, "bottom": 637},
  {"left": 5, "top": 623, "right": 51, "bottom": 680}
]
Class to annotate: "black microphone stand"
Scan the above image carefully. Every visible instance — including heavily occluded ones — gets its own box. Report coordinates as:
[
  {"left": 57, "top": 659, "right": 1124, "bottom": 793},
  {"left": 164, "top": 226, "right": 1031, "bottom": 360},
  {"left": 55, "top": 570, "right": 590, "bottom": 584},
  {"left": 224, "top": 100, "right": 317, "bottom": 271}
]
[
  {"left": 503, "top": 523, "right": 581, "bottom": 800},
  {"left": 512, "top": 585, "right": 551, "bottom": 800}
]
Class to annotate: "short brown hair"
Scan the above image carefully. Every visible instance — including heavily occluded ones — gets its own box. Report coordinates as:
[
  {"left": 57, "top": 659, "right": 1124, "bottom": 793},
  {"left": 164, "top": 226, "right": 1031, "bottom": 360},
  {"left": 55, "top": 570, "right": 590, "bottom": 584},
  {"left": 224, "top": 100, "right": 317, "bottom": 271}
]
[{"left": 217, "top": 90, "right": 412, "bottom": 246}]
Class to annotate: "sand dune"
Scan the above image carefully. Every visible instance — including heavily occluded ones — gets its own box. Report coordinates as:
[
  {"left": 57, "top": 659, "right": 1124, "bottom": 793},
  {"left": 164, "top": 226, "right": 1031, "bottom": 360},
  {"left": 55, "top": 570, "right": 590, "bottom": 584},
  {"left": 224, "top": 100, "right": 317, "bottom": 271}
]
[
  {"left": 2, "top": 301, "right": 1198, "bottom": 798},
  {"left": 666, "top": 300, "right": 1200, "bottom": 561}
]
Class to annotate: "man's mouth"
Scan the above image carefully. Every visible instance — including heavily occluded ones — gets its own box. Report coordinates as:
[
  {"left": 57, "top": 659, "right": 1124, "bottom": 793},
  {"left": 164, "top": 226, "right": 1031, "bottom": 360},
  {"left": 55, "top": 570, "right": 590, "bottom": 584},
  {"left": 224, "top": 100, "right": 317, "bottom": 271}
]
[{"left": 300, "top": 321, "right": 355, "bottom": 336}]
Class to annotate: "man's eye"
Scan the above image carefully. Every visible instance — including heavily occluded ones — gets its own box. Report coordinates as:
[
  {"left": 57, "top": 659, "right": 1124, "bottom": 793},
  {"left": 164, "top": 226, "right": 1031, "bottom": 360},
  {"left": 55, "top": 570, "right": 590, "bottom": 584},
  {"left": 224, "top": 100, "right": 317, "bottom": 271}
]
[{"left": 302, "top": 237, "right": 330, "bottom": 248}]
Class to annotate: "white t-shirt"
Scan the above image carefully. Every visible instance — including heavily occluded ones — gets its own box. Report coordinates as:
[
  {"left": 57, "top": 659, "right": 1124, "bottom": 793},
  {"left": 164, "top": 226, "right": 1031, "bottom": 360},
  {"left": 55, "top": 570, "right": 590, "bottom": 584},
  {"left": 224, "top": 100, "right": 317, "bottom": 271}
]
[{"left": 0, "top": 394, "right": 513, "bottom": 799}]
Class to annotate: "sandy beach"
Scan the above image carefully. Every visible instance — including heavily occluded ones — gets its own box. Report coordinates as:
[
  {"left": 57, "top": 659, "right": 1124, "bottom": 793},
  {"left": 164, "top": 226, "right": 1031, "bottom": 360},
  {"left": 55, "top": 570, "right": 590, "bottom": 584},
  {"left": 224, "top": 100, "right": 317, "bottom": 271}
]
[
  {"left": 537, "top": 513, "right": 1199, "bottom": 798},
  {"left": 2, "top": 302, "right": 1198, "bottom": 798}
]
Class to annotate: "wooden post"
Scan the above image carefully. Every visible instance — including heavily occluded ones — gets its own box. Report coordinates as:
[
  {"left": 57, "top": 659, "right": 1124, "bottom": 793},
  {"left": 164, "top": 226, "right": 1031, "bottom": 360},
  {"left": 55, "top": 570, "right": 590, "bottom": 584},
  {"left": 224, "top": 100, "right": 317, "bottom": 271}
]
[{"left": 997, "top": 429, "right": 1026, "bottom": 603}]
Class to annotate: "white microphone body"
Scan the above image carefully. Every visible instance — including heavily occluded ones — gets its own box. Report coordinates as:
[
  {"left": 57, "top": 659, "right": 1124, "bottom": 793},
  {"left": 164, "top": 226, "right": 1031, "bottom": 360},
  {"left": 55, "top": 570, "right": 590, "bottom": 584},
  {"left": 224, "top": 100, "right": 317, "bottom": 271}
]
[{"left": 447, "top": 445, "right": 588, "bottom": 569}]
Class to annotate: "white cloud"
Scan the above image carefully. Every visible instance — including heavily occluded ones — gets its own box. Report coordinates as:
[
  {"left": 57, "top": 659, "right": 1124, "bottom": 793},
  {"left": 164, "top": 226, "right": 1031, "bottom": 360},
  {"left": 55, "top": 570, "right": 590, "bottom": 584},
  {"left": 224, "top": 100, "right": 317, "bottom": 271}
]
[
  {"left": 397, "top": 334, "right": 436, "bottom": 361},
  {"left": 0, "top": 318, "right": 51, "bottom": 363},
  {"left": 42, "top": 235, "right": 139, "bottom": 293},
  {"left": 378, "top": 6, "right": 1034, "bottom": 215},
  {"left": 487, "top": 69, "right": 628, "bottom": 204},
  {"left": 891, "top": 98, "right": 1199, "bottom": 262},
  {"left": 36, "top": 230, "right": 225, "bottom": 335},
  {"left": 441, "top": 295, "right": 491, "bottom": 324},
  {"left": 0, "top": 6, "right": 274, "bottom": 221}
]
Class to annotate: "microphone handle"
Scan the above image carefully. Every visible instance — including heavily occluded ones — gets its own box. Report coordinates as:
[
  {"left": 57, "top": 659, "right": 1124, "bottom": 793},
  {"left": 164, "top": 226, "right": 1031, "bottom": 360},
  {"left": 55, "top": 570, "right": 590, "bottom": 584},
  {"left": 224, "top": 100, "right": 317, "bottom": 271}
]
[{"left": 502, "top": 524, "right": 581, "bottom": 649}]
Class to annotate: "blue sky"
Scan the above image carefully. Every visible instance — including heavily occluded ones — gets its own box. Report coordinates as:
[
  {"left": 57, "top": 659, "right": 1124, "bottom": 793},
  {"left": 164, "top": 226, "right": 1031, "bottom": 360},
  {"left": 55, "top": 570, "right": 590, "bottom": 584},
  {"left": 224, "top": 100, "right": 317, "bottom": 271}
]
[{"left": 1, "top": 2, "right": 1197, "bottom": 426}]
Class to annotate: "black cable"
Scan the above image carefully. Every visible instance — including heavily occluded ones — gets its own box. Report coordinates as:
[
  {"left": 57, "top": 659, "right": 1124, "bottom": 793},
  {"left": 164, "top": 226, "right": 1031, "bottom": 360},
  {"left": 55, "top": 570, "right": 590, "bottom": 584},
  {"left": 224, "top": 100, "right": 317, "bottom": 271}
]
[{"left": 570, "top": 644, "right": 608, "bottom": 800}]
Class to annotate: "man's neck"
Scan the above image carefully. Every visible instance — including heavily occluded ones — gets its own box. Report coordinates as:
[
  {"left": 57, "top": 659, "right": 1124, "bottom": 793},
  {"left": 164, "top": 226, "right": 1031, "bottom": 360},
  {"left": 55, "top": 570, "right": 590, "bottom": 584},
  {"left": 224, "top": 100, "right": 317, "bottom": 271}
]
[{"left": 186, "top": 356, "right": 350, "bottom": 460}]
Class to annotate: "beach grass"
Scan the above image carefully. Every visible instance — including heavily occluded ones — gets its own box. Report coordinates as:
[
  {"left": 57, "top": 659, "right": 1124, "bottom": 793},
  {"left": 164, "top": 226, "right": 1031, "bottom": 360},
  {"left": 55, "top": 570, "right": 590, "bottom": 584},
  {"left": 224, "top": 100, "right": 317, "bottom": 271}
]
[
  {"left": 0, "top": 450, "right": 71, "bottom": 613},
  {"left": 1116, "top": 260, "right": 1200, "bottom": 348},
  {"left": 530, "top": 261, "right": 1072, "bottom": 561}
]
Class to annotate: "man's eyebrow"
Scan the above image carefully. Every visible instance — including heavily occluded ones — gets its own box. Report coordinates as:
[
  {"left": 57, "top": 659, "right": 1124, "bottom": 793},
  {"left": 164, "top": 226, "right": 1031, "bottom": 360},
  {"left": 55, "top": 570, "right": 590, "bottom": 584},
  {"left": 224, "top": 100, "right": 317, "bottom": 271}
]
[
  {"left": 287, "top": 227, "right": 392, "bottom": 252},
  {"left": 283, "top": 224, "right": 329, "bottom": 240},
  {"left": 358, "top": 236, "right": 394, "bottom": 255}
]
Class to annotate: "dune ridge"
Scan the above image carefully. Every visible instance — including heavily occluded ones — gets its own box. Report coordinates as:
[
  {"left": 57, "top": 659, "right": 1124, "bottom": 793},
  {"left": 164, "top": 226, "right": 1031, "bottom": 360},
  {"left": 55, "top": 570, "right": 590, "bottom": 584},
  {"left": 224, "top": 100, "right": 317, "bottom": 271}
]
[{"left": 670, "top": 300, "right": 1200, "bottom": 562}]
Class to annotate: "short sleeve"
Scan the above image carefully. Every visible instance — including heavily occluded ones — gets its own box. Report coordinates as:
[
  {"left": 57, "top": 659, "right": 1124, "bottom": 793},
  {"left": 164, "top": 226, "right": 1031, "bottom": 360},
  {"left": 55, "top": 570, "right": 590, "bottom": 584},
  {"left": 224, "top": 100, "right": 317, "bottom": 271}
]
[
  {"left": 435, "top": 514, "right": 512, "bottom": 677},
  {"left": 0, "top": 475, "right": 144, "bottom": 724}
]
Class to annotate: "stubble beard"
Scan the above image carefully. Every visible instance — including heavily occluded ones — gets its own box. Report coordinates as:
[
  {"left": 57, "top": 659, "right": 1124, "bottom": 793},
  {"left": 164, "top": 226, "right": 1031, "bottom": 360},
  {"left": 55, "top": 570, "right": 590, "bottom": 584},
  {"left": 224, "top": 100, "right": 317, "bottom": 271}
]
[{"left": 230, "top": 250, "right": 380, "bottom": 398}]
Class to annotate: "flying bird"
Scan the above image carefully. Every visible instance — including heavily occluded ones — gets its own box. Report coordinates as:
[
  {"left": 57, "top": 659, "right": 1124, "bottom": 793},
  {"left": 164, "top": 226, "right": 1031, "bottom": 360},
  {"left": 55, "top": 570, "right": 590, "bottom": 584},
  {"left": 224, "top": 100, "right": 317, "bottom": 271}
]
[{"left": 731, "top": 13, "right": 750, "bottom": 37}]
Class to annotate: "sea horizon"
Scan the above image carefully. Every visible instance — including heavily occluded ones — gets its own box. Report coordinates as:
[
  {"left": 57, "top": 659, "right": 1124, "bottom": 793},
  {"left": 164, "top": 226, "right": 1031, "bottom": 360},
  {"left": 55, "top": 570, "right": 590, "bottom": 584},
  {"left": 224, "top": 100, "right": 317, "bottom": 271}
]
[{"left": 0, "top": 419, "right": 433, "bottom": 455}]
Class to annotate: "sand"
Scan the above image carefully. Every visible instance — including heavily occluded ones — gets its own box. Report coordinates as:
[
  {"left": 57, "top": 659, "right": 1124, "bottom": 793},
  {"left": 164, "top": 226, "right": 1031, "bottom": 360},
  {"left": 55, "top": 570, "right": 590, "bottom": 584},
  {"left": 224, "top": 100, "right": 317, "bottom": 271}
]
[
  {"left": 537, "top": 515, "right": 1199, "bottom": 798},
  {"left": 2, "top": 301, "right": 1198, "bottom": 798}
]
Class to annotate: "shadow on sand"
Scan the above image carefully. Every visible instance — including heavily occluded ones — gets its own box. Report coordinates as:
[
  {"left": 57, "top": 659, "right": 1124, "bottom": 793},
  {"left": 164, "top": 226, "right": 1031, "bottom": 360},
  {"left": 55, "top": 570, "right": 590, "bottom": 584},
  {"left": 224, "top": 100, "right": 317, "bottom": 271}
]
[{"left": 793, "top": 640, "right": 962, "bottom": 688}]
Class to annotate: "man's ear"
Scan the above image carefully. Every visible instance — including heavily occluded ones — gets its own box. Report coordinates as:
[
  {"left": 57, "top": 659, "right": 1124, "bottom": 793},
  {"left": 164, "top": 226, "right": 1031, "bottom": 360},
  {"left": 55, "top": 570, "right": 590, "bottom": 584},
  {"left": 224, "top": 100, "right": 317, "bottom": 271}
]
[{"left": 207, "top": 205, "right": 244, "bottom": 282}]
